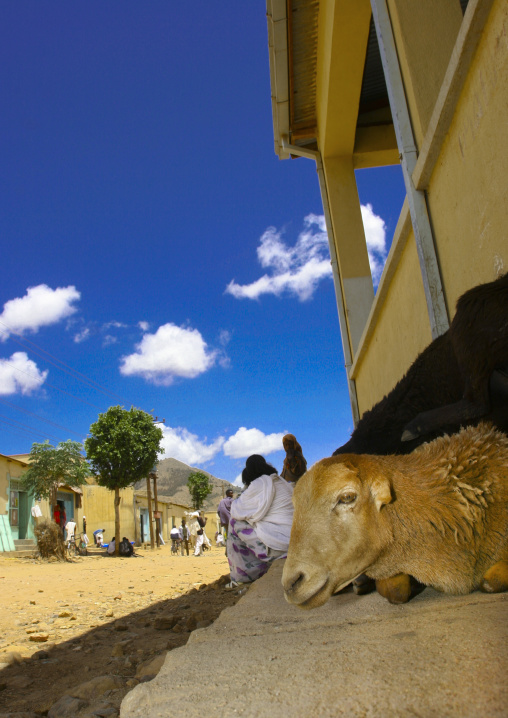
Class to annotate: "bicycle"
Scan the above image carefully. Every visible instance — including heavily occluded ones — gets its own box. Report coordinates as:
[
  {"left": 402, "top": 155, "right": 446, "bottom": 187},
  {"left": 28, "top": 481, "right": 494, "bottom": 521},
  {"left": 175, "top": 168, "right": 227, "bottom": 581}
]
[
  {"left": 67, "top": 533, "right": 88, "bottom": 557},
  {"left": 66, "top": 534, "right": 78, "bottom": 558}
]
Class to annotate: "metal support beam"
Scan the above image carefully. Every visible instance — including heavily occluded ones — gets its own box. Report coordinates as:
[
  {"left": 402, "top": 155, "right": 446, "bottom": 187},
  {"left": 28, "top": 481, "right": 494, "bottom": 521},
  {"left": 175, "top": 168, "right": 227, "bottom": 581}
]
[
  {"left": 281, "top": 139, "right": 360, "bottom": 425},
  {"left": 370, "top": 0, "right": 450, "bottom": 338}
]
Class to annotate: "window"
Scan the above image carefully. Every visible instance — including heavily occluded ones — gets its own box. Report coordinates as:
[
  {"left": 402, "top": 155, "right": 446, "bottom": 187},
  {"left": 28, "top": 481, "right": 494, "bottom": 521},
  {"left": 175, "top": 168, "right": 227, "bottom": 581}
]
[{"left": 10, "top": 489, "right": 19, "bottom": 527}]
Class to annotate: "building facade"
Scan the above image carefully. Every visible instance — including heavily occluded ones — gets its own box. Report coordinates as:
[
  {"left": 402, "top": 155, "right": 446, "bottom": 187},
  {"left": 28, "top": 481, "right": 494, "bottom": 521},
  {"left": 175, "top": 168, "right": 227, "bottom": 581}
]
[
  {"left": 267, "top": 0, "right": 507, "bottom": 419},
  {"left": 0, "top": 454, "right": 31, "bottom": 551}
]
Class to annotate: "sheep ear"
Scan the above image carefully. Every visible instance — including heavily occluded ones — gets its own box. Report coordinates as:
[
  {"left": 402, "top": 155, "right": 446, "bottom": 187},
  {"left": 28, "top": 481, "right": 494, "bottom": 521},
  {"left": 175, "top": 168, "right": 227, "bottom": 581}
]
[{"left": 370, "top": 475, "right": 392, "bottom": 511}]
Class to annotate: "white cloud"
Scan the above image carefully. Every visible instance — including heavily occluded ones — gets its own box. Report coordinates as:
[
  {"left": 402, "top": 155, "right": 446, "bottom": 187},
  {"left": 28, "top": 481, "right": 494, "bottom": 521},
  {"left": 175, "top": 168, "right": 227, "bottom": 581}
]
[
  {"left": 159, "top": 425, "right": 224, "bottom": 465},
  {"left": 74, "top": 327, "right": 91, "bottom": 343},
  {"left": 0, "top": 352, "right": 48, "bottom": 395},
  {"left": 223, "top": 427, "right": 286, "bottom": 459},
  {"left": 120, "top": 323, "right": 218, "bottom": 385},
  {"left": 102, "top": 335, "right": 117, "bottom": 347},
  {"left": 361, "top": 203, "right": 388, "bottom": 286},
  {"left": 103, "top": 320, "right": 127, "bottom": 330},
  {"left": 219, "top": 329, "right": 231, "bottom": 347},
  {"left": 226, "top": 215, "right": 332, "bottom": 302},
  {"left": 225, "top": 207, "right": 389, "bottom": 300},
  {"left": 0, "top": 285, "right": 80, "bottom": 340},
  {"left": 217, "top": 331, "right": 232, "bottom": 369},
  {"left": 138, "top": 321, "right": 150, "bottom": 332},
  {"left": 232, "top": 473, "right": 243, "bottom": 488}
]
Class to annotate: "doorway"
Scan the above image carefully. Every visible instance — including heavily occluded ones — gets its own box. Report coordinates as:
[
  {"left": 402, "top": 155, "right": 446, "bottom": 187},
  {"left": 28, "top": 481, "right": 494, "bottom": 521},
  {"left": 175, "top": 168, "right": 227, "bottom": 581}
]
[{"left": 140, "top": 508, "right": 149, "bottom": 543}]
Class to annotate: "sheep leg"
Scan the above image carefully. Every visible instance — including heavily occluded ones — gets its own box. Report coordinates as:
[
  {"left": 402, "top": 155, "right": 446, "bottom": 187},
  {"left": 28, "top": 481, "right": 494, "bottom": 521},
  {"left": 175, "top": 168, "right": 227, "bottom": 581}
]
[
  {"left": 352, "top": 573, "right": 376, "bottom": 595},
  {"left": 375, "top": 574, "right": 425, "bottom": 604},
  {"left": 481, "top": 561, "right": 508, "bottom": 593},
  {"left": 375, "top": 574, "right": 412, "bottom": 604},
  {"left": 401, "top": 398, "right": 490, "bottom": 442}
]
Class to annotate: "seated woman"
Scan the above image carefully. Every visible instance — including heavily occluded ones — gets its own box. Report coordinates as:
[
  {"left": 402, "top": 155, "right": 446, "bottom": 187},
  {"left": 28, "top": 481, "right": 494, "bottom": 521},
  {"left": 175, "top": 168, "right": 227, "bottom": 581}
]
[{"left": 227, "top": 454, "right": 294, "bottom": 588}]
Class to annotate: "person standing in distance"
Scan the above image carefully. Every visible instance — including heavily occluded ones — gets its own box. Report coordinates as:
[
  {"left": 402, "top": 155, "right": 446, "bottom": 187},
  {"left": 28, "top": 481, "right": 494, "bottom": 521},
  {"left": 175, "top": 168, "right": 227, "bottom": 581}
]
[
  {"left": 218, "top": 489, "right": 234, "bottom": 536},
  {"left": 193, "top": 511, "right": 207, "bottom": 556},
  {"left": 179, "top": 517, "right": 190, "bottom": 556}
]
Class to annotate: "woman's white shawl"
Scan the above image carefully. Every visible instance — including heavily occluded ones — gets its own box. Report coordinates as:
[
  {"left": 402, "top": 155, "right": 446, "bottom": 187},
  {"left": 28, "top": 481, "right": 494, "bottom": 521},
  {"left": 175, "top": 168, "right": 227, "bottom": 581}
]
[{"left": 230, "top": 474, "right": 294, "bottom": 551}]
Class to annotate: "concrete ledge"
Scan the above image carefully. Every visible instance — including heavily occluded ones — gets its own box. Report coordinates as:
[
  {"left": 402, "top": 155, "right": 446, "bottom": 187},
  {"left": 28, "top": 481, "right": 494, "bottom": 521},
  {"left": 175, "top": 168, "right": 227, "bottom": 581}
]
[{"left": 121, "top": 560, "right": 508, "bottom": 717}]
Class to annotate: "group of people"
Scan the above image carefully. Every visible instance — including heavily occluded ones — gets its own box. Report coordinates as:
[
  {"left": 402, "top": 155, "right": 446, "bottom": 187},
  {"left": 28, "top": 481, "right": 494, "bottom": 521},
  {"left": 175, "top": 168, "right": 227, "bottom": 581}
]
[
  {"left": 107, "top": 536, "right": 134, "bottom": 557},
  {"left": 54, "top": 502, "right": 82, "bottom": 546},
  {"left": 170, "top": 512, "right": 212, "bottom": 556},
  {"left": 220, "top": 434, "right": 307, "bottom": 589},
  {"left": 50, "top": 433, "right": 306, "bottom": 581}
]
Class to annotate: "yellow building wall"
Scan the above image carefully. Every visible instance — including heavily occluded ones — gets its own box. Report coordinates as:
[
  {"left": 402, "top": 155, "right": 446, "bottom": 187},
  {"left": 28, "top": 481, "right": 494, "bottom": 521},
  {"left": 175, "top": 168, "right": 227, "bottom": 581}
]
[
  {"left": 426, "top": 0, "right": 508, "bottom": 310},
  {"left": 82, "top": 484, "right": 135, "bottom": 544},
  {"left": 387, "top": 0, "right": 463, "bottom": 148},
  {"left": 135, "top": 496, "right": 191, "bottom": 543},
  {"left": 0, "top": 456, "right": 87, "bottom": 544},
  {"left": 353, "top": 232, "right": 433, "bottom": 413},
  {"left": 0, "top": 456, "right": 28, "bottom": 515},
  {"left": 349, "top": 1, "right": 507, "bottom": 415}
]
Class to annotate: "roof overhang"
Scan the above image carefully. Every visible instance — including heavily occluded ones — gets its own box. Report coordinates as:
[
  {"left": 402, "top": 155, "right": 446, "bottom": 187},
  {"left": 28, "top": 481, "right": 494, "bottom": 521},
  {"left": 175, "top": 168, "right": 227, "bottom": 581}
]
[
  {"left": 57, "top": 483, "right": 83, "bottom": 495},
  {"left": 1, "top": 453, "right": 29, "bottom": 467},
  {"left": 266, "top": 0, "right": 397, "bottom": 166},
  {"left": 267, "top": 0, "right": 291, "bottom": 158}
]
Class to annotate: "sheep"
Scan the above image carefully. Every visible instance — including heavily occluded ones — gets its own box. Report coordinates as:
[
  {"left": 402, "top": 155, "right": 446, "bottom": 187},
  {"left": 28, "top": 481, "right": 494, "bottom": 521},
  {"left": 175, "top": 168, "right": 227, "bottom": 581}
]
[
  {"left": 402, "top": 272, "right": 508, "bottom": 442},
  {"left": 334, "top": 273, "right": 508, "bottom": 457},
  {"left": 283, "top": 423, "right": 508, "bottom": 609},
  {"left": 333, "top": 273, "right": 508, "bottom": 601}
]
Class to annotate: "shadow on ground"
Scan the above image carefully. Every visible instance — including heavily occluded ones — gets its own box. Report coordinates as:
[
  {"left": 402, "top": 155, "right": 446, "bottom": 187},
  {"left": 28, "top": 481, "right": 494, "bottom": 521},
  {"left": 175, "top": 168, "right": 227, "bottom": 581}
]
[{"left": 0, "top": 567, "right": 244, "bottom": 717}]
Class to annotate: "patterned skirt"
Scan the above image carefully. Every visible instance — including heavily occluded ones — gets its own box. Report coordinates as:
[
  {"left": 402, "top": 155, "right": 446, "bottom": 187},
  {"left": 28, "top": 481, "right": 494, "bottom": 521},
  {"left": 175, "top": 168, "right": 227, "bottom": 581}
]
[{"left": 227, "top": 517, "right": 287, "bottom": 583}]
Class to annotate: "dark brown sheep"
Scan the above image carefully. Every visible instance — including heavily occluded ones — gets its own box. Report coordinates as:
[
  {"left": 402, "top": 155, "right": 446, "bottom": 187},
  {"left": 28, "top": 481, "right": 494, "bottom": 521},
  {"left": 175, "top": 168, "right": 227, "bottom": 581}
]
[
  {"left": 334, "top": 273, "right": 508, "bottom": 457},
  {"left": 283, "top": 423, "right": 508, "bottom": 608}
]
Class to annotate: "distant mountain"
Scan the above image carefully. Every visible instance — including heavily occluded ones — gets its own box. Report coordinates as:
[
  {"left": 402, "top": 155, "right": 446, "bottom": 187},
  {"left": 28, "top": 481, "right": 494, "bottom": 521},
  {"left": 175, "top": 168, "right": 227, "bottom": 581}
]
[{"left": 134, "top": 457, "right": 238, "bottom": 511}]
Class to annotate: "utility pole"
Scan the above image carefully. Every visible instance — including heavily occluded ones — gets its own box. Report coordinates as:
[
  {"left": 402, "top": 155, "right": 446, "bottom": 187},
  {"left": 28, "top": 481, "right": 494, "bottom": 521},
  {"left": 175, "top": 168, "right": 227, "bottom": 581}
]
[
  {"left": 152, "top": 469, "right": 160, "bottom": 548},
  {"left": 148, "top": 415, "right": 165, "bottom": 551},
  {"left": 146, "top": 473, "right": 155, "bottom": 550}
]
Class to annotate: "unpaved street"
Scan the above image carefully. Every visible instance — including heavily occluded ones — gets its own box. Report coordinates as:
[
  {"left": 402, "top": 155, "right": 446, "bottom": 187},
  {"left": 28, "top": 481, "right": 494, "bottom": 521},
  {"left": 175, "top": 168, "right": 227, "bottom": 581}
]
[{"left": 0, "top": 544, "right": 244, "bottom": 716}]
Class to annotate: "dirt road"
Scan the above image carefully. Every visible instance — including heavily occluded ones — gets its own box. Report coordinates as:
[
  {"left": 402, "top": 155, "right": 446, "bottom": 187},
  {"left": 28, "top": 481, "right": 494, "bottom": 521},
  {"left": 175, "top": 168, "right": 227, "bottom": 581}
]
[{"left": 0, "top": 544, "right": 243, "bottom": 716}]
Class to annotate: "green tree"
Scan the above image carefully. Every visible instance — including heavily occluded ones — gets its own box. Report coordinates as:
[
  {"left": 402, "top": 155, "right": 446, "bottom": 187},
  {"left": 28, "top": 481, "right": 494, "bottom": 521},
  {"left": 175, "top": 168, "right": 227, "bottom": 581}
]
[
  {"left": 187, "top": 471, "right": 213, "bottom": 510},
  {"left": 21, "top": 440, "right": 89, "bottom": 512},
  {"left": 85, "top": 406, "right": 164, "bottom": 555}
]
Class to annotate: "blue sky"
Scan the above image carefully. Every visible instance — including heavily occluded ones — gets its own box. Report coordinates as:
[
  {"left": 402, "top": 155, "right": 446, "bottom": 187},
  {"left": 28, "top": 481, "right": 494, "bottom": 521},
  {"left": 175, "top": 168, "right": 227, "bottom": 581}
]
[{"left": 0, "top": 2, "right": 405, "bottom": 484}]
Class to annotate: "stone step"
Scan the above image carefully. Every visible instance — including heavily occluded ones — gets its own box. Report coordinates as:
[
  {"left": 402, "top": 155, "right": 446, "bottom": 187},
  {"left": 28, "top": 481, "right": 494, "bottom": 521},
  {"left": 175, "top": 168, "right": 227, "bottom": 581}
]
[
  {"left": 14, "top": 539, "right": 36, "bottom": 550},
  {"left": 0, "top": 549, "right": 36, "bottom": 558}
]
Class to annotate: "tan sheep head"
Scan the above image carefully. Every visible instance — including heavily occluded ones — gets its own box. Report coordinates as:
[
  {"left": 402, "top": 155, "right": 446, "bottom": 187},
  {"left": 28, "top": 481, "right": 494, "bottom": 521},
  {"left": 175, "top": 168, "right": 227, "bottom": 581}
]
[{"left": 282, "top": 455, "right": 393, "bottom": 609}]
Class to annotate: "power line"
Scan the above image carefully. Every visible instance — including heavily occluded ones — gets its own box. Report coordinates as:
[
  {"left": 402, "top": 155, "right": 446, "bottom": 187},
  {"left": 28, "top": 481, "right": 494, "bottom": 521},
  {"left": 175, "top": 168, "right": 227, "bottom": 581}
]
[
  {"left": 0, "top": 424, "right": 46, "bottom": 444},
  {"left": 0, "top": 397, "right": 87, "bottom": 438},
  {"left": 0, "top": 320, "right": 162, "bottom": 439},
  {"left": 0, "top": 320, "right": 133, "bottom": 405},
  {"left": 0, "top": 416, "right": 59, "bottom": 443},
  {"left": 0, "top": 355, "right": 103, "bottom": 410}
]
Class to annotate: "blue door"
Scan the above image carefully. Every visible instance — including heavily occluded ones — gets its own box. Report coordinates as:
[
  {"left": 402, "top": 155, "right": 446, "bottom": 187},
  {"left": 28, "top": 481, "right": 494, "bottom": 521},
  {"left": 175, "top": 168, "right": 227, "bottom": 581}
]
[{"left": 57, "top": 492, "right": 74, "bottom": 523}]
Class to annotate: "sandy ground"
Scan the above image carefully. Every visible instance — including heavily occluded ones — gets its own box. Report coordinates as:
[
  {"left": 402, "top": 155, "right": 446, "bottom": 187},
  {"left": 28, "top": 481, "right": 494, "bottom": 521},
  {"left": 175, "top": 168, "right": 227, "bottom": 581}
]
[{"left": 0, "top": 543, "right": 244, "bottom": 716}]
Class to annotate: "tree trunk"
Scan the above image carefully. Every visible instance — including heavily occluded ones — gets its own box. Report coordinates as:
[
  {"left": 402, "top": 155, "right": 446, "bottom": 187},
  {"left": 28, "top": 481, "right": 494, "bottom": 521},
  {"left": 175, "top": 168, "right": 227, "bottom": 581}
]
[
  {"left": 115, "top": 487, "right": 121, "bottom": 556},
  {"left": 50, "top": 485, "right": 57, "bottom": 519}
]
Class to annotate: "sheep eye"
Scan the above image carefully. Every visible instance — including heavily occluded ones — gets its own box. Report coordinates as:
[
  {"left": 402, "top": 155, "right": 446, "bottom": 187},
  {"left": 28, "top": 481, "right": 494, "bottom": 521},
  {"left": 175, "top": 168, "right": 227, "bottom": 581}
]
[{"left": 337, "top": 492, "right": 357, "bottom": 505}]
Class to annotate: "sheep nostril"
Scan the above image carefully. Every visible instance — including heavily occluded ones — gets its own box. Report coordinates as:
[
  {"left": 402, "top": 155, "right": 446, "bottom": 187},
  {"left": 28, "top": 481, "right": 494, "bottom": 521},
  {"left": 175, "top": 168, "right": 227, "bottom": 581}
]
[{"left": 287, "top": 572, "right": 305, "bottom": 594}]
